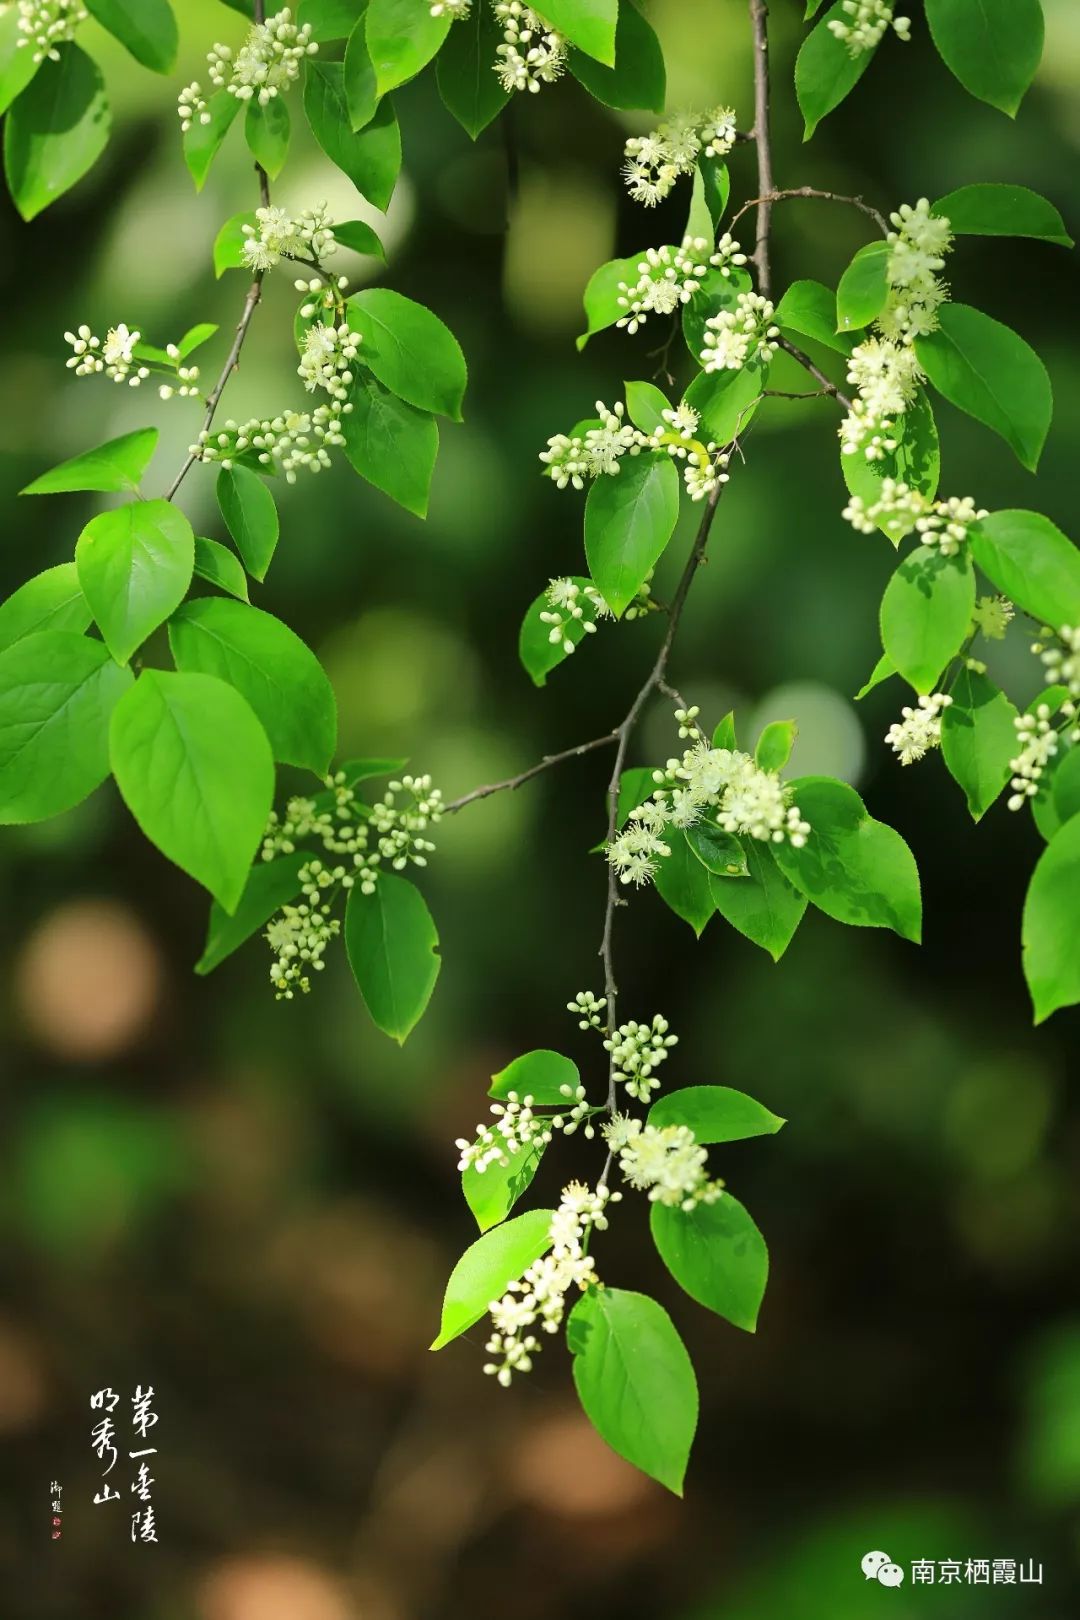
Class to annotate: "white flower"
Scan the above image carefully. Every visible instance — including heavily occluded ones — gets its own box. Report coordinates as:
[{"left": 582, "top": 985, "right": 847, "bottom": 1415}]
[
  {"left": 827, "top": 0, "right": 910, "bottom": 57},
  {"left": 297, "top": 320, "right": 360, "bottom": 400},
  {"left": 482, "top": 1182, "right": 620, "bottom": 1386},
  {"left": 265, "top": 859, "right": 341, "bottom": 998},
  {"left": 1007, "top": 706, "right": 1059, "bottom": 809},
  {"left": 7, "top": 0, "right": 88, "bottom": 64},
  {"left": 194, "top": 402, "right": 349, "bottom": 480},
  {"left": 177, "top": 81, "right": 210, "bottom": 133},
  {"left": 602, "top": 1117, "right": 723, "bottom": 1211},
  {"left": 567, "top": 989, "right": 606, "bottom": 1030},
  {"left": 915, "top": 494, "right": 987, "bottom": 557},
  {"left": 604, "top": 1014, "right": 678, "bottom": 1102},
  {"left": 493, "top": 1, "right": 566, "bottom": 95},
  {"left": 431, "top": 0, "right": 470, "bottom": 14},
  {"left": 972, "top": 596, "right": 1014, "bottom": 641},
  {"left": 701, "top": 292, "right": 779, "bottom": 373},
  {"left": 582, "top": 400, "right": 644, "bottom": 477},
  {"left": 885, "top": 691, "right": 952, "bottom": 765},
  {"left": 208, "top": 6, "right": 317, "bottom": 105}
]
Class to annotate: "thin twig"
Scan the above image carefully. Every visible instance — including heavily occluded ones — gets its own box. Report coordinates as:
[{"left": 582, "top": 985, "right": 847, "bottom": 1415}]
[
  {"left": 443, "top": 732, "right": 619, "bottom": 814},
  {"left": 777, "top": 335, "right": 853, "bottom": 410},
  {"left": 730, "top": 185, "right": 888, "bottom": 236},
  {"left": 164, "top": 0, "right": 270, "bottom": 503}
]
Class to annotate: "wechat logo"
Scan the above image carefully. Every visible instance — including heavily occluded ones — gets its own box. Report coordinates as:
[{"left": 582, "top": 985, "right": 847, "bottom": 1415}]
[{"left": 863, "top": 1551, "right": 906, "bottom": 1588}]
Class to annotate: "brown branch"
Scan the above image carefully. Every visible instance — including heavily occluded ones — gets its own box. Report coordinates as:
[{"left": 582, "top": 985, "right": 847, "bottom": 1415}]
[
  {"left": 164, "top": 0, "right": 270, "bottom": 503},
  {"left": 443, "top": 731, "right": 619, "bottom": 814},
  {"left": 749, "top": 0, "right": 775, "bottom": 298},
  {"left": 777, "top": 335, "right": 854, "bottom": 410},
  {"left": 730, "top": 185, "right": 888, "bottom": 237}
]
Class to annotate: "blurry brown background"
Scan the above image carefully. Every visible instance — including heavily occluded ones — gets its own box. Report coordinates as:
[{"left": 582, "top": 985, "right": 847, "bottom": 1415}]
[{"left": 2, "top": 1, "right": 1080, "bottom": 1615}]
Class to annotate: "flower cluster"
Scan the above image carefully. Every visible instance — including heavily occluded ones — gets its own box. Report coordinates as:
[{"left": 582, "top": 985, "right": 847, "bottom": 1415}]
[
  {"left": 606, "top": 717, "right": 810, "bottom": 887},
  {"left": 603, "top": 1115, "right": 723, "bottom": 1211},
  {"left": 63, "top": 324, "right": 201, "bottom": 400},
  {"left": 264, "top": 771, "right": 442, "bottom": 885},
  {"left": 1032, "top": 625, "right": 1080, "bottom": 742},
  {"left": 623, "top": 107, "right": 737, "bottom": 207},
  {"left": 483, "top": 1182, "right": 618, "bottom": 1386},
  {"left": 540, "top": 400, "right": 729, "bottom": 504},
  {"left": 265, "top": 859, "right": 341, "bottom": 998},
  {"left": 493, "top": 1, "right": 566, "bottom": 95},
  {"left": 1007, "top": 706, "right": 1059, "bottom": 810},
  {"left": 972, "top": 595, "right": 1014, "bottom": 641},
  {"left": 700, "top": 291, "right": 779, "bottom": 373},
  {"left": 567, "top": 989, "right": 606, "bottom": 1030},
  {"left": 297, "top": 320, "right": 360, "bottom": 401},
  {"left": 843, "top": 480, "right": 986, "bottom": 553},
  {"left": 6, "top": 0, "right": 87, "bottom": 64},
  {"left": 840, "top": 200, "right": 952, "bottom": 458},
  {"left": 539, "top": 577, "right": 613, "bottom": 655},
  {"left": 828, "top": 0, "right": 911, "bottom": 56},
  {"left": 604, "top": 1015, "right": 678, "bottom": 1103},
  {"left": 885, "top": 691, "right": 952, "bottom": 766},
  {"left": 241, "top": 204, "right": 337, "bottom": 273},
  {"left": 615, "top": 234, "right": 747, "bottom": 335},
  {"left": 193, "top": 403, "right": 347, "bottom": 480},
  {"left": 206, "top": 7, "right": 317, "bottom": 105},
  {"left": 456, "top": 1079, "right": 594, "bottom": 1174}
]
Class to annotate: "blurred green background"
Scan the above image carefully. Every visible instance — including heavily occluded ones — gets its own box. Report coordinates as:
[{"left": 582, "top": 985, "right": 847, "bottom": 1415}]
[{"left": 2, "top": 1, "right": 1080, "bottom": 1615}]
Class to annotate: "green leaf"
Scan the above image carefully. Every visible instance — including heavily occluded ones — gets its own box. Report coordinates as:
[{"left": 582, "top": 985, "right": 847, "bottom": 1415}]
[
  {"left": 347, "top": 288, "right": 466, "bottom": 420},
  {"left": 915, "top": 303, "right": 1052, "bottom": 472},
  {"left": 216, "top": 465, "right": 279, "bottom": 581},
  {"left": 835, "top": 239, "right": 891, "bottom": 334},
  {"left": 0, "top": 565, "right": 90, "bottom": 653},
  {"left": 795, "top": 2, "right": 875, "bottom": 140},
  {"left": 195, "top": 851, "right": 306, "bottom": 974},
  {"left": 463, "top": 1140, "right": 546, "bottom": 1234},
  {"left": 193, "top": 537, "right": 250, "bottom": 602},
  {"left": 436, "top": 0, "right": 510, "bottom": 136},
  {"left": 0, "top": 631, "right": 131, "bottom": 823},
  {"left": 577, "top": 253, "right": 641, "bottom": 349},
  {"left": 343, "top": 11, "right": 379, "bottom": 130},
  {"left": 879, "top": 545, "right": 975, "bottom": 694},
  {"left": 755, "top": 719, "right": 796, "bottom": 772},
  {"left": 1053, "top": 748, "right": 1080, "bottom": 828},
  {"left": 0, "top": 9, "right": 40, "bottom": 118},
  {"left": 842, "top": 388, "right": 940, "bottom": 542},
  {"left": 584, "top": 453, "right": 679, "bottom": 617},
  {"left": 692, "top": 155, "right": 730, "bottom": 236},
  {"left": 649, "top": 1085, "right": 785, "bottom": 1143},
  {"left": 245, "top": 94, "right": 290, "bottom": 179},
  {"left": 651, "top": 1194, "right": 768, "bottom": 1332},
  {"left": 335, "top": 217, "right": 384, "bottom": 258},
  {"left": 489, "top": 1049, "right": 580, "bottom": 1104},
  {"left": 684, "top": 361, "right": 765, "bottom": 446},
  {"left": 297, "top": 0, "right": 367, "bottom": 40},
  {"left": 772, "top": 776, "right": 922, "bottom": 941},
  {"left": 519, "top": 574, "right": 599, "bottom": 685},
  {"left": 855, "top": 651, "right": 896, "bottom": 700},
  {"left": 776, "top": 279, "right": 855, "bottom": 356},
  {"left": 568, "top": 1, "right": 665, "bottom": 111},
  {"left": 176, "top": 323, "right": 218, "bottom": 361},
  {"left": 366, "top": 0, "right": 449, "bottom": 93},
  {"left": 686, "top": 819, "right": 749, "bottom": 878},
  {"left": 654, "top": 826, "right": 715, "bottom": 936},
  {"left": 305, "top": 62, "right": 400, "bottom": 209},
  {"left": 183, "top": 88, "right": 240, "bottom": 190},
  {"left": 713, "top": 711, "right": 737, "bottom": 749},
  {"left": 940, "top": 667, "right": 1019, "bottom": 821},
  {"left": 4, "top": 44, "right": 110, "bottom": 221},
  {"left": 924, "top": 0, "right": 1044, "bottom": 116},
  {"left": 75, "top": 500, "right": 195, "bottom": 667},
  {"left": 624, "top": 379, "right": 670, "bottom": 434},
  {"left": 537, "top": 0, "right": 617, "bottom": 63},
  {"left": 214, "top": 216, "right": 259, "bottom": 274},
  {"left": 970, "top": 511, "right": 1080, "bottom": 628},
  {"left": 86, "top": 0, "right": 178, "bottom": 71},
  {"left": 615, "top": 765, "right": 656, "bottom": 827},
  {"left": 342, "top": 376, "right": 439, "bottom": 517},
  {"left": 1023, "top": 814, "right": 1080, "bottom": 1022},
  {"left": 344, "top": 872, "right": 440, "bottom": 1041},
  {"left": 932, "top": 183, "right": 1072, "bottom": 248},
  {"left": 567, "top": 1287, "right": 697, "bottom": 1495},
  {"left": 110, "top": 670, "right": 274, "bottom": 912},
  {"left": 169, "top": 599, "right": 337, "bottom": 776},
  {"left": 805, "top": 0, "right": 826, "bottom": 16},
  {"left": 20, "top": 428, "right": 159, "bottom": 496},
  {"left": 431, "top": 1209, "right": 553, "bottom": 1349},
  {"left": 710, "top": 838, "right": 807, "bottom": 960}
]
